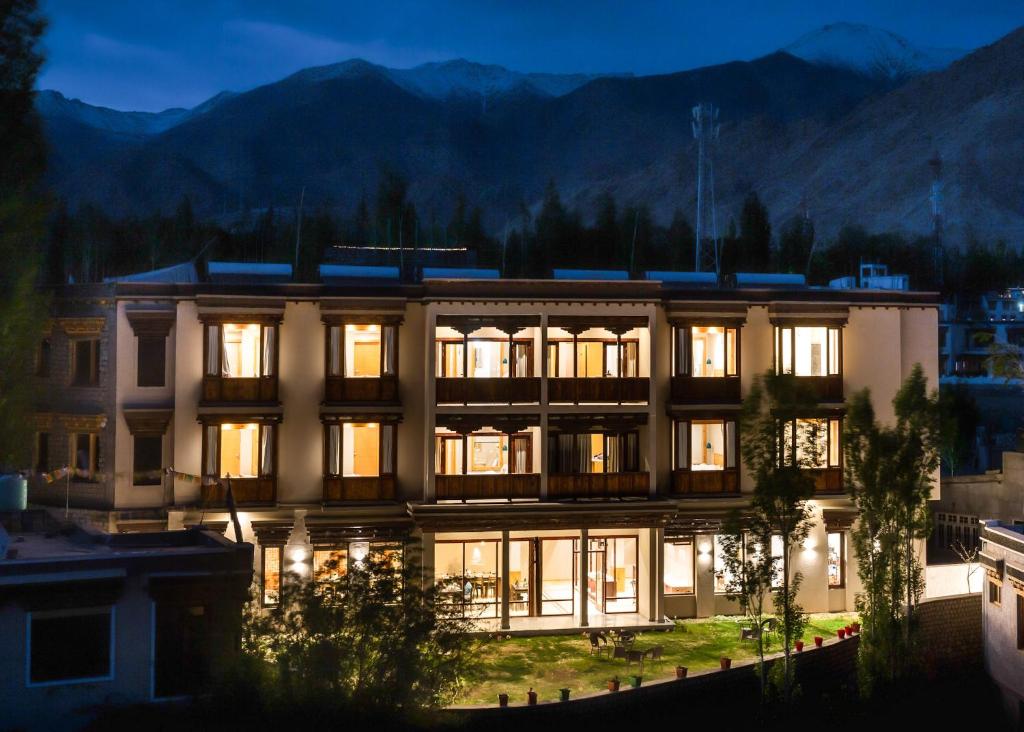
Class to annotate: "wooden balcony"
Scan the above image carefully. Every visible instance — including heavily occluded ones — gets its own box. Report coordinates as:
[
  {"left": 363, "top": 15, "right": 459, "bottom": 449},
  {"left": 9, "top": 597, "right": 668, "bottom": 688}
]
[
  {"left": 325, "top": 375, "right": 399, "bottom": 404},
  {"left": 809, "top": 467, "right": 844, "bottom": 494},
  {"left": 670, "top": 468, "right": 740, "bottom": 496},
  {"left": 323, "top": 476, "right": 396, "bottom": 502},
  {"left": 435, "top": 473, "right": 541, "bottom": 501},
  {"left": 435, "top": 377, "right": 540, "bottom": 404},
  {"left": 547, "top": 472, "right": 649, "bottom": 499},
  {"left": 671, "top": 376, "right": 741, "bottom": 404},
  {"left": 201, "top": 477, "right": 276, "bottom": 506},
  {"left": 202, "top": 375, "right": 277, "bottom": 403},
  {"left": 796, "top": 375, "right": 844, "bottom": 402},
  {"left": 547, "top": 377, "right": 649, "bottom": 404}
]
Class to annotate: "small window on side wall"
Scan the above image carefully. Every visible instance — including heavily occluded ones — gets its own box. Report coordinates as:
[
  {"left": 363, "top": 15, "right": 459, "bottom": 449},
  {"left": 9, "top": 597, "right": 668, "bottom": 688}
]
[
  {"left": 262, "top": 545, "right": 282, "bottom": 606},
  {"left": 72, "top": 339, "right": 99, "bottom": 386},
  {"left": 133, "top": 435, "right": 162, "bottom": 486},
  {"left": 36, "top": 338, "right": 51, "bottom": 377},
  {"left": 137, "top": 335, "right": 166, "bottom": 387},
  {"left": 28, "top": 608, "right": 113, "bottom": 685}
]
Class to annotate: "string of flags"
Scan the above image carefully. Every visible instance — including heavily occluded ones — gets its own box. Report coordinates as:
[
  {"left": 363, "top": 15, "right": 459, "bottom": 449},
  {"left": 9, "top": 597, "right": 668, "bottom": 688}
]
[{"left": 30, "top": 466, "right": 219, "bottom": 485}]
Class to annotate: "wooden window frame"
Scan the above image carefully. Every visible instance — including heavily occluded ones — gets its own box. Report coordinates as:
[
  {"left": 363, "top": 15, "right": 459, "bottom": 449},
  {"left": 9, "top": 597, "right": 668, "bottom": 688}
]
[
  {"left": 774, "top": 325, "right": 842, "bottom": 378},
  {"left": 546, "top": 337, "right": 640, "bottom": 378},
  {"left": 827, "top": 530, "right": 847, "bottom": 589},
  {"left": 203, "top": 322, "right": 279, "bottom": 379},
  {"left": 436, "top": 337, "right": 534, "bottom": 378},
  {"left": 780, "top": 417, "right": 842, "bottom": 469},
  {"left": 673, "top": 418, "right": 738, "bottom": 471},
  {"left": 261, "top": 545, "right": 283, "bottom": 608},
  {"left": 325, "top": 323, "right": 399, "bottom": 378},
  {"left": 664, "top": 537, "right": 696, "bottom": 596},
  {"left": 70, "top": 432, "right": 100, "bottom": 482},
  {"left": 548, "top": 430, "right": 641, "bottom": 475},
  {"left": 201, "top": 420, "right": 277, "bottom": 480},
  {"left": 131, "top": 434, "right": 163, "bottom": 487},
  {"left": 70, "top": 338, "right": 100, "bottom": 387},
  {"left": 136, "top": 334, "right": 167, "bottom": 388},
  {"left": 434, "top": 430, "right": 533, "bottom": 476},
  {"left": 675, "top": 325, "right": 739, "bottom": 378},
  {"left": 323, "top": 421, "right": 397, "bottom": 478}
]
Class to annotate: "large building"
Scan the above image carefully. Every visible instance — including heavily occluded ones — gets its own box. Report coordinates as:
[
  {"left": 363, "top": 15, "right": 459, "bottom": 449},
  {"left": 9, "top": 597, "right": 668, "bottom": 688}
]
[
  {"left": 26, "top": 262, "right": 938, "bottom": 631},
  {"left": 980, "top": 520, "right": 1024, "bottom": 725}
]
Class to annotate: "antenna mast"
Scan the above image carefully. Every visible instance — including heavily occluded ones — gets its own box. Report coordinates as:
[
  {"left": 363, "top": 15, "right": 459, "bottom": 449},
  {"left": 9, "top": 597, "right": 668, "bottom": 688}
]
[
  {"left": 928, "top": 152, "right": 944, "bottom": 286},
  {"left": 692, "top": 102, "right": 721, "bottom": 273}
]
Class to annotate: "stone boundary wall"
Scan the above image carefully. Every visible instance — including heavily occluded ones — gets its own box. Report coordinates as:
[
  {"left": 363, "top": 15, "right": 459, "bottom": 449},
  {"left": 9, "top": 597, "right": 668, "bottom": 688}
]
[
  {"left": 443, "top": 635, "right": 859, "bottom": 729},
  {"left": 916, "top": 592, "right": 982, "bottom": 674}
]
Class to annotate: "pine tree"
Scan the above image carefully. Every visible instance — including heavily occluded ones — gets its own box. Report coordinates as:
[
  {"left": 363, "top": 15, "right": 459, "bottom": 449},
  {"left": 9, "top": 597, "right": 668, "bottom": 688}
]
[{"left": 738, "top": 192, "right": 772, "bottom": 272}]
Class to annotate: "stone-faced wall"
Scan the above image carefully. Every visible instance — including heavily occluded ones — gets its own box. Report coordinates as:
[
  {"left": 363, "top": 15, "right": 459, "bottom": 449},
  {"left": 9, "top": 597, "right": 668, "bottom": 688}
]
[{"left": 917, "top": 593, "right": 983, "bottom": 674}]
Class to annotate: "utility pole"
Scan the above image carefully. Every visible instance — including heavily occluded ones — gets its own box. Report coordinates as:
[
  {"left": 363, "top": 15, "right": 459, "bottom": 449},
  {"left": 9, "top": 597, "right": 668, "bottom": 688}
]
[
  {"left": 692, "top": 102, "right": 721, "bottom": 274},
  {"left": 293, "top": 186, "right": 305, "bottom": 275}
]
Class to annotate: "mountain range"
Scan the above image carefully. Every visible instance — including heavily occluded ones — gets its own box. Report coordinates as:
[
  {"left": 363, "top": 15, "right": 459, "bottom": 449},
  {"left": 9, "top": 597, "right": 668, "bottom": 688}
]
[{"left": 37, "top": 23, "right": 1024, "bottom": 245}]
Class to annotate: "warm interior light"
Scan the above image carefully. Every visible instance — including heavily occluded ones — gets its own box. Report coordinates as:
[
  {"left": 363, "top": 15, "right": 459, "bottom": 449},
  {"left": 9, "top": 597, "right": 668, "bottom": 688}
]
[{"left": 350, "top": 541, "right": 370, "bottom": 565}]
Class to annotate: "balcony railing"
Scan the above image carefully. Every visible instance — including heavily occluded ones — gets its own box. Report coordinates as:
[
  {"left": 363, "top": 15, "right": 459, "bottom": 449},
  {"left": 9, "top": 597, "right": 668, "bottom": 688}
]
[
  {"left": 547, "top": 377, "right": 649, "bottom": 404},
  {"left": 671, "top": 376, "right": 741, "bottom": 404},
  {"left": 202, "top": 375, "right": 278, "bottom": 403},
  {"left": 795, "top": 375, "right": 843, "bottom": 402},
  {"left": 670, "top": 468, "right": 739, "bottom": 496},
  {"left": 435, "top": 474, "right": 541, "bottom": 501},
  {"left": 808, "top": 467, "right": 844, "bottom": 494},
  {"left": 547, "top": 472, "right": 649, "bottom": 499},
  {"left": 323, "top": 476, "right": 396, "bottom": 502},
  {"left": 201, "top": 477, "right": 276, "bottom": 506},
  {"left": 435, "top": 377, "right": 541, "bottom": 405},
  {"left": 325, "top": 375, "right": 399, "bottom": 404}
]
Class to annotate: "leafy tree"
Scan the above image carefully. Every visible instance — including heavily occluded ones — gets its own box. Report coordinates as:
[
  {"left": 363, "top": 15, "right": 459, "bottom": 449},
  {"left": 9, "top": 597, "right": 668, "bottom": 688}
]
[
  {"left": 844, "top": 365, "right": 940, "bottom": 696},
  {"left": 0, "top": 0, "right": 49, "bottom": 470},
  {"left": 737, "top": 192, "right": 772, "bottom": 272},
  {"left": 240, "top": 550, "right": 475, "bottom": 719},
  {"left": 938, "top": 384, "right": 979, "bottom": 475},
  {"left": 591, "top": 191, "right": 619, "bottom": 265},
  {"left": 666, "top": 209, "right": 696, "bottom": 271},
  {"left": 776, "top": 214, "right": 814, "bottom": 274}
]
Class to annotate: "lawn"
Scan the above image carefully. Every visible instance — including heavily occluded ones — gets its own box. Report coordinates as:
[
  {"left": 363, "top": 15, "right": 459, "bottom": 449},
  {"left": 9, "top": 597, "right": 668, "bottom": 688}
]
[{"left": 455, "top": 613, "right": 856, "bottom": 706}]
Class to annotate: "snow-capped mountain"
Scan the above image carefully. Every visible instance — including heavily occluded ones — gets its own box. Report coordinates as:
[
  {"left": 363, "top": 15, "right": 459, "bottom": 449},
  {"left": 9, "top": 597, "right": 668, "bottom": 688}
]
[
  {"left": 35, "top": 90, "right": 190, "bottom": 136},
  {"left": 784, "top": 22, "right": 966, "bottom": 80}
]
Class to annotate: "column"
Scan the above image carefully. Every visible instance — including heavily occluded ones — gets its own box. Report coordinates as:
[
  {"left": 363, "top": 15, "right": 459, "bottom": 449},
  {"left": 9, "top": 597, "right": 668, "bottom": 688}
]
[
  {"left": 579, "top": 527, "right": 589, "bottom": 628},
  {"left": 501, "top": 530, "right": 511, "bottom": 630},
  {"left": 425, "top": 308, "right": 437, "bottom": 502}
]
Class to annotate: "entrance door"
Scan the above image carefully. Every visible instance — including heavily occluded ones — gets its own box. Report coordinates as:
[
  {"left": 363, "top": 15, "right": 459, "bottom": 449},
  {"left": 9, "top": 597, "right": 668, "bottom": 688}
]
[{"left": 538, "top": 538, "right": 574, "bottom": 616}]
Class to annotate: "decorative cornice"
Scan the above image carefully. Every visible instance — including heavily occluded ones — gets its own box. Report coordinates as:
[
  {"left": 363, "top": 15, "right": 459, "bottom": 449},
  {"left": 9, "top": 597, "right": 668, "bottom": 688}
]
[
  {"left": 58, "top": 317, "right": 106, "bottom": 337},
  {"left": 58, "top": 413, "right": 108, "bottom": 432},
  {"left": 31, "top": 412, "right": 54, "bottom": 430},
  {"left": 410, "top": 500, "right": 677, "bottom": 533},
  {"left": 126, "top": 310, "right": 175, "bottom": 337},
  {"left": 123, "top": 408, "right": 173, "bottom": 435},
  {"left": 768, "top": 303, "right": 849, "bottom": 326}
]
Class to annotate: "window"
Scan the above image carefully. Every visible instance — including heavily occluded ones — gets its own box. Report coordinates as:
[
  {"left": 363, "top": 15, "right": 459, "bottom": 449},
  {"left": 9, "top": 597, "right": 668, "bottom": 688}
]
[
  {"left": 36, "top": 338, "right": 50, "bottom": 377},
  {"left": 327, "top": 324, "right": 396, "bottom": 377},
  {"left": 770, "top": 535, "right": 784, "bottom": 589},
  {"left": 434, "top": 431, "right": 532, "bottom": 475},
  {"left": 436, "top": 540, "right": 501, "bottom": 618},
  {"left": 546, "top": 338, "right": 638, "bottom": 378},
  {"left": 72, "top": 339, "right": 99, "bottom": 386},
  {"left": 548, "top": 431, "right": 639, "bottom": 474},
  {"left": 71, "top": 433, "right": 100, "bottom": 481},
  {"left": 686, "top": 420, "right": 736, "bottom": 471},
  {"left": 137, "top": 335, "right": 166, "bottom": 387},
  {"left": 262, "top": 546, "right": 282, "bottom": 606},
  {"left": 827, "top": 531, "right": 845, "bottom": 587},
  {"left": 205, "top": 323, "right": 276, "bottom": 378},
  {"left": 989, "top": 579, "right": 1001, "bottom": 605},
  {"left": 664, "top": 539, "right": 695, "bottom": 594},
  {"left": 775, "top": 326, "right": 841, "bottom": 376},
  {"left": 436, "top": 338, "right": 533, "bottom": 378},
  {"left": 27, "top": 608, "right": 113, "bottom": 685},
  {"left": 680, "top": 326, "right": 738, "bottom": 377},
  {"left": 205, "top": 423, "right": 274, "bottom": 479},
  {"left": 153, "top": 603, "right": 209, "bottom": 699},
  {"left": 1018, "top": 594, "right": 1024, "bottom": 650},
  {"left": 133, "top": 435, "right": 162, "bottom": 486},
  {"left": 781, "top": 418, "right": 841, "bottom": 468},
  {"left": 713, "top": 534, "right": 737, "bottom": 593},
  {"left": 325, "top": 422, "right": 395, "bottom": 477},
  {"left": 34, "top": 432, "right": 49, "bottom": 474}
]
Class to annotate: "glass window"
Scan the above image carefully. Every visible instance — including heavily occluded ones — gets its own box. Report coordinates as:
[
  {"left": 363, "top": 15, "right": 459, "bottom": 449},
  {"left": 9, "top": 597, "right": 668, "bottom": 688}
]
[
  {"left": 345, "top": 324, "right": 382, "bottom": 377},
  {"left": 601, "top": 537, "right": 638, "bottom": 613},
  {"left": 221, "top": 324, "right": 261, "bottom": 378},
  {"left": 540, "top": 538, "right": 575, "bottom": 615},
  {"left": 714, "top": 534, "right": 736, "bottom": 593},
  {"left": 72, "top": 339, "right": 99, "bottom": 386},
  {"left": 262, "top": 546, "right": 281, "bottom": 606},
  {"left": 989, "top": 579, "right": 1001, "bottom": 605},
  {"left": 437, "top": 341, "right": 465, "bottom": 377},
  {"left": 435, "top": 434, "right": 464, "bottom": 474},
  {"left": 313, "top": 547, "right": 349, "bottom": 587},
  {"left": 72, "top": 433, "right": 99, "bottom": 481},
  {"left": 28, "top": 609, "right": 113, "bottom": 684},
  {"left": 691, "top": 420, "right": 725, "bottom": 471},
  {"left": 34, "top": 432, "right": 49, "bottom": 474},
  {"left": 770, "top": 535, "right": 784, "bottom": 589},
  {"left": 133, "top": 435, "right": 162, "bottom": 486},
  {"left": 691, "top": 327, "right": 725, "bottom": 377},
  {"left": 219, "top": 423, "right": 259, "bottom": 478},
  {"left": 435, "top": 540, "right": 501, "bottom": 618},
  {"left": 795, "top": 418, "right": 828, "bottom": 468},
  {"left": 137, "top": 335, "right": 166, "bottom": 387},
  {"left": 36, "top": 338, "right": 51, "bottom": 377},
  {"left": 827, "top": 531, "right": 845, "bottom": 587},
  {"left": 343, "top": 422, "right": 380, "bottom": 477},
  {"left": 664, "top": 539, "right": 694, "bottom": 594},
  {"left": 777, "top": 326, "right": 841, "bottom": 376},
  {"left": 469, "top": 340, "right": 509, "bottom": 378}
]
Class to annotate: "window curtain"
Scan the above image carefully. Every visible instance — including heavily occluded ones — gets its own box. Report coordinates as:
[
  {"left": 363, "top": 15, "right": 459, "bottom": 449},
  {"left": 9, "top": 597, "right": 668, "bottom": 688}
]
[
  {"left": 513, "top": 437, "right": 528, "bottom": 474},
  {"left": 381, "top": 424, "right": 395, "bottom": 474},
  {"left": 575, "top": 434, "right": 591, "bottom": 473},
  {"left": 260, "top": 425, "right": 274, "bottom": 476},
  {"left": 725, "top": 421, "right": 736, "bottom": 468},
  {"left": 623, "top": 342, "right": 638, "bottom": 377},
  {"left": 624, "top": 432, "right": 639, "bottom": 472},
  {"left": 605, "top": 434, "right": 621, "bottom": 473},
  {"left": 382, "top": 326, "right": 395, "bottom": 375},
  {"left": 206, "top": 325, "right": 219, "bottom": 376},
  {"left": 204, "top": 425, "right": 218, "bottom": 476},
  {"left": 557, "top": 434, "right": 574, "bottom": 474},
  {"left": 676, "top": 329, "right": 688, "bottom": 376},
  {"left": 261, "top": 326, "right": 275, "bottom": 376},
  {"left": 328, "top": 424, "right": 341, "bottom": 475},
  {"left": 676, "top": 421, "right": 688, "bottom": 469},
  {"left": 328, "top": 326, "right": 341, "bottom": 376},
  {"left": 220, "top": 327, "right": 233, "bottom": 377}
]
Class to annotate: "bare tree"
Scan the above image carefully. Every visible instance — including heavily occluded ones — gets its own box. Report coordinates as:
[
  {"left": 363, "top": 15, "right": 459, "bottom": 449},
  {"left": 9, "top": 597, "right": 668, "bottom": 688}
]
[{"left": 951, "top": 539, "right": 980, "bottom": 594}]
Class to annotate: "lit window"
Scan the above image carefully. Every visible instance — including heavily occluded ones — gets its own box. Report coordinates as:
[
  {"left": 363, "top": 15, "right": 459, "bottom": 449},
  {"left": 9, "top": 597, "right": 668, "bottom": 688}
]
[
  {"left": 71, "top": 433, "right": 100, "bottom": 482},
  {"left": 313, "top": 547, "right": 349, "bottom": 586},
  {"left": 210, "top": 423, "right": 274, "bottom": 479},
  {"left": 664, "top": 539, "right": 694, "bottom": 594},
  {"left": 827, "top": 531, "right": 845, "bottom": 587},
  {"left": 791, "top": 418, "right": 841, "bottom": 468},
  {"left": 207, "top": 323, "right": 275, "bottom": 378},
  {"left": 770, "top": 535, "right": 784, "bottom": 589},
  {"left": 328, "top": 324, "right": 396, "bottom": 378},
  {"left": 262, "top": 546, "right": 281, "bottom": 606},
  {"left": 325, "top": 422, "right": 394, "bottom": 477},
  {"left": 713, "top": 534, "right": 737, "bottom": 593},
  {"left": 688, "top": 326, "right": 738, "bottom": 377},
  {"left": 776, "top": 326, "right": 840, "bottom": 376}
]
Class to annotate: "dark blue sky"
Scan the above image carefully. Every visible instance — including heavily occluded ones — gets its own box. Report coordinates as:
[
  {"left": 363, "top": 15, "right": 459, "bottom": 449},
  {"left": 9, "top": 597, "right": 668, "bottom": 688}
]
[{"left": 38, "top": 0, "right": 1023, "bottom": 112}]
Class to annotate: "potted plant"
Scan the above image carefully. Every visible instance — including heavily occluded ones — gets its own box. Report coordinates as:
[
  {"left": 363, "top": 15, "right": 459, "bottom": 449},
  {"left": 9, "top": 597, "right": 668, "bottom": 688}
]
[
  {"left": 720, "top": 657, "right": 732, "bottom": 670},
  {"left": 559, "top": 688, "right": 570, "bottom": 702},
  {"left": 607, "top": 676, "right": 620, "bottom": 692},
  {"left": 675, "top": 665, "right": 688, "bottom": 679},
  {"left": 527, "top": 688, "right": 537, "bottom": 705},
  {"left": 795, "top": 640, "right": 804, "bottom": 652},
  {"left": 814, "top": 636, "right": 823, "bottom": 648},
  {"left": 851, "top": 621, "right": 861, "bottom": 634},
  {"left": 630, "top": 675, "right": 642, "bottom": 688},
  {"left": 844, "top": 625, "right": 853, "bottom": 636},
  {"left": 498, "top": 693, "right": 509, "bottom": 707},
  {"left": 837, "top": 628, "right": 846, "bottom": 639}
]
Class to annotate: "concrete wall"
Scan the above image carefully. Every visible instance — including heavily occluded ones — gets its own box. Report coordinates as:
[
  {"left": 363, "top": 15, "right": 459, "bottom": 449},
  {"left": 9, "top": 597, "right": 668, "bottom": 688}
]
[
  {"left": 172, "top": 301, "right": 203, "bottom": 505},
  {"left": 277, "top": 301, "right": 323, "bottom": 505},
  {"left": 926, "top": 562, "right": 983, "bottom": 597},
  {"left": 938, "top": 454, "right": 1024, "bottom": 523},
  {"left": 917, "top": 593, "right": 983, "bottom": 673}
]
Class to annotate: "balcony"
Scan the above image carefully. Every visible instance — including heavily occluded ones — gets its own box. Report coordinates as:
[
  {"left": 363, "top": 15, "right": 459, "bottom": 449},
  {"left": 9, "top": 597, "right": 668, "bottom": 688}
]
[
  {"left": 436, "top": 377, "right": 541, "bottom": 405},
  {"left": 201, "top": 477, "right": 276, "bottom": 506},
  {"left": 547, "top": 472, "right": 649, "bottom": 499},
  {"left": 795, "top": 375, "right": 843, "bottom": 402},
  {"left": 548, "top": 377, "right": 649, "bottom": 404},
  {"left": 202, "top": 375, "right": 277, "bottom": 404},
  {"left": 670, "top": 469, "right": 739, "bottom": 496},
  {"left": 808, "top": 467, "right": 844, "bottom": 494},
  {"left": 325, "top": 375, "right": 399, "bottom": 404},
  {"left": 323, "top": 476, "right": 396, "bottom": 502},
  {"left": 671, "top": 376, "right": 741, "bottom": 404},
  {"left": 435, "top": 474, "right": 541, "bottom": 501}
]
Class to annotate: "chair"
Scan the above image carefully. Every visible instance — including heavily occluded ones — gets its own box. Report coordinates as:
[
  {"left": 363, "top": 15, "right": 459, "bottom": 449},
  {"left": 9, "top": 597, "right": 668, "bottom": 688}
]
[
  {"left": 626, "top": 649, "right": 645, "bottom": 673},
  {"left": 648, "top": 645, "right": 664, "bottom": 669},
  {"left": 612, "top": 644, "right": 628, "bottom": 660},
  {"left": 589, "top": 632, "right": 609, "bottom": 657}
]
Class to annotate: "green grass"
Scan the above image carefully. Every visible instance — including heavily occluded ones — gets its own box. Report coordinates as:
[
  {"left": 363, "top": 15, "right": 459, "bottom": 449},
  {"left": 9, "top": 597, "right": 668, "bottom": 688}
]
[{"left": 455, "top": 613, "right": 856, "bottom": 706}]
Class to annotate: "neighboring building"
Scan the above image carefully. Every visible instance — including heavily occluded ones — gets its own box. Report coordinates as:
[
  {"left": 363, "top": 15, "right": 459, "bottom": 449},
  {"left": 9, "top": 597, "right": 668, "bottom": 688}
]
[
  {"left": 26, "top": 262, "right": 938, "bottom": 631},
  {"left": 0, "top": 510, "right": 252, "bottom": 731},
  {"left": 980, "top": 520, "right": 1024, "bottom": 726}
]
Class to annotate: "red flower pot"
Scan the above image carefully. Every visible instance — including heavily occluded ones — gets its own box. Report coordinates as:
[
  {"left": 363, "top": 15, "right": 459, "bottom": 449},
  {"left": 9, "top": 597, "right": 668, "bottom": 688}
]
[
  {"left": 608, "top": 678, "right": 620, "bottom": 692},
  {"left": 498, "top": 693, "right": 509, "bottom": 707},
  {"left": 795, "top": 640, "right": 804, "bottom": 652},
  {"left": 675, "top": 666, "right": 688, "bottom": 679},
  {"left": 720, "top": 657, "right": 732, "bottom": 670},
  {"left": 814, "top": 636, "right": 823, "bottom": 647},
  {"left": 851, "top": 622, "right": 860, "bottom": 634},
  {"left": 837, "top": 628, "right": 846, "bottom": 639}
]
